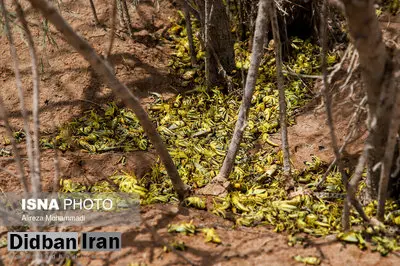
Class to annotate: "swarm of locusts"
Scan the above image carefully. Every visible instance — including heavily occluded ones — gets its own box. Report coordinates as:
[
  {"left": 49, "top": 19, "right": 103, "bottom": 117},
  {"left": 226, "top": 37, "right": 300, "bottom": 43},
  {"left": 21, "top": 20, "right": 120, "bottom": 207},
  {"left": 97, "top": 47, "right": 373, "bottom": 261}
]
[{"left": 41, "top": 13, "right": 400, "bottom": 256}]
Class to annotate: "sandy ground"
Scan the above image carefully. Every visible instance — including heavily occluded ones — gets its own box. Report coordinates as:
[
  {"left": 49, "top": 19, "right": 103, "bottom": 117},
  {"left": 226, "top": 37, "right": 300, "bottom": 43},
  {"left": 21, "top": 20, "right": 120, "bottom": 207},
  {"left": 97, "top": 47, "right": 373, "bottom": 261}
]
[{"left": 0, "top": 0, "right": 399, "bottom": 265}]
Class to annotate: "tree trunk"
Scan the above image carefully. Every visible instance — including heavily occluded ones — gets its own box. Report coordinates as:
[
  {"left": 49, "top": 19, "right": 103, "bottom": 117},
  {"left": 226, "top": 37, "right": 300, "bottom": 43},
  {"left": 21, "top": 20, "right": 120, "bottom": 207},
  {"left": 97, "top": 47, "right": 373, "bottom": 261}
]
[
  {"left": 26, "top": 0, "right": 189, "bottom": 200},
  {"left": 269, "top": 0, "right": 291, "bottom": 176},
  {"left": 182, "top": 0, "right": 196, "bottom": 66},
  {"left": 198, "top": 0, "right": 268, "bottom": 196},
  {"left": 340, "top": 0, "right": 391, "bottom": 201},
  {"left": 377, "top": 79, "right": 400, "bottom": 220},
  {"left": 204, "top": 0, "right": 211, "bottom": 88},
  {"left": 195, "top": 0, "right": 235, "bottom": 87}
]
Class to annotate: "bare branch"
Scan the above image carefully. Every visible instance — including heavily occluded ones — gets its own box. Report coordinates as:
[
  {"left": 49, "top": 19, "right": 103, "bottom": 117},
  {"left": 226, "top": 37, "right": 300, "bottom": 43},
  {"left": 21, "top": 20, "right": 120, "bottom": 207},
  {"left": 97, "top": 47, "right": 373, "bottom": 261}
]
[
  {"left": 282, "top": 68, "right": 322, "bottom": 80},
  {"left": 216, "top": 0, "right": 269, "bottom": 182},
  {"left": 52, "top": 147, "right": 61, "bottom": 192},
  {"left": 0, "top": 166, "right": 20, "bottom": 179},
  {"left": 341, "top": 0, "right": 390, "bottom": 200},
  {"left": 1, "top": 0, "right": 35, "bottom": 188},
  {"left": 0, "top": 97, "right": 28, "bottom": 192},
  {"left": 270, "top": 0, "right": 291, "bottom": 175},
  {"left": 121, "top": 0, "right": 134, "bottom": 37},
  {"left": 342, "top": 145, "right": 371, "bottom": 231},
  {"left": 377, "top": 66, "right": 400, "bottom": 220},
  {"left": 14, "top": 1, "right": 42, "bottom": 194},
  {"left": 89, "top": 0, "right": 100, "bottom": 26},
  {"left": 184, "top": 0, "right": 201, "bottom": 22},
  {"left": 106, "top": 0, "right": 117, "bottom": 59},
  {"left": 26, "top": 0, "right": 188, "bottom": 200},
  {"left": 320, "top": 1, "right": 347, "bottom": 186},
  {"left": 328, "top": 43, "right": 352, "bottom": 83},
  {"left": 317, "top": 96, "right": 367, "bottom": 188},
  {"left": 204, "top": 0, "right": 210, "bottom": 88},
  {"left": 182, "top": 0, "right": 196, "bottom": 66}
]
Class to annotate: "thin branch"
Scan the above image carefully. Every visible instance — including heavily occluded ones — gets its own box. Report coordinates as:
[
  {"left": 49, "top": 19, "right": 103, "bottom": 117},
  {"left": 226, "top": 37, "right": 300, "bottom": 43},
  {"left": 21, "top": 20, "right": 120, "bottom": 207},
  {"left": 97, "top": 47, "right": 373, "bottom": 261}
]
[
  {"left": 377, "top": 67, "right": 400, "bottom": 220},
  {"left": 184, "top": 0, "right": 201, "bottom": 22},
  {"left": 270, "top": 0, "right": 290, "bottom": 175},
  {"left": 121, "top": 0, "right": 133, "bottom": 37},
  {"left": 89, "top": 0, "right": 100, "bottom": 26},
  {"left": 117, "top": 0, "right": 125, "bottom": 28},
  {"left": 1, "top": 0, "right": 35, "bottom": 188},
  {"left": 320, "top": 1, "right": 347, "bottom": 186},
  {"left": 342, "top": 144, "right": 371, "bottom": 231},
  {"left": 339, "top": 50, "right": 359, "bottom": 91},
  {"left": 52, "top": 150, "right": 61, "bottom": 192},
  {"left": 52, "top": 119, "right": 62, "bottom": 192},
  {"left": 282, "top": 64, "right": 314, "bottom": 95},
  {"left": 0, "top": 97, "right": 28, "bottom": 192},
  {"left": 204, "top": 0, "right": 210, "bottom": 88},
  {"left": 328, "top": 43, "right": 352, "bottom": 83},
  {"left": 15, "top": 1, "right": 42, "bottom": 194},
  {"left": 0, "top": 166, "right": 20, "bottom": 179},
  {"left": 282, "top": 69, "right": 322, "bottom": 80},
  {"left": 182, "top": 0, "right": 196, "bottom": 66},
  {"left": 26, "top": 0, "right": 188, "bottom": 200},
  {"left": 106, "top": 0, "right": 117, "bottom": 59},
  {"left": 317, "top": 96, "right": 367, "bottom": 188}
]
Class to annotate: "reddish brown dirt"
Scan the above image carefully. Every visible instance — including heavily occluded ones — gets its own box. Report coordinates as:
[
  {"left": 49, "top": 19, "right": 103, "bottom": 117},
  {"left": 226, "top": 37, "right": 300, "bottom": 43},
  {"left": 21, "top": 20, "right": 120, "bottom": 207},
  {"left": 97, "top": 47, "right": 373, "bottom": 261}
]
[
  {"left": 0, "top": 1, "right": 399, "bottom": 265},
  {"left": 0, "top": 0, "right": 177, "bottom": 191},
  {"left": 1, "top": 205, "right": 400, "bottom": 266},
  {"left": 275, "top": 15, "right": 400, "bottom": 171},
  {"left": 273, "top": 77, "right": 367, "bottom": 170}
]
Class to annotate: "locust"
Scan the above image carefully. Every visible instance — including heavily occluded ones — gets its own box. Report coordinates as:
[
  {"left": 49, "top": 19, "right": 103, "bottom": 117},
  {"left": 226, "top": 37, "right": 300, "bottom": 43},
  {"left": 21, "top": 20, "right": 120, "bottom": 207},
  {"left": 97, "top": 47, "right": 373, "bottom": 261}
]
[{"left": 51, "top": 17, "right": 400, "bottom": 256}]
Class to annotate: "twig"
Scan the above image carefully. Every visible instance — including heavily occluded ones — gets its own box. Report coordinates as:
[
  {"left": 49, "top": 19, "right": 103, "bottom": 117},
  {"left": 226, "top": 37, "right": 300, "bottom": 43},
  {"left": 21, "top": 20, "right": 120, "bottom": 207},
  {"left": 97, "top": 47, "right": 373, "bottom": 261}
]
[
  {"left": 182, "top": 0, "right": 196, "bottom": 66},
  {"left": 377, "top": 67, "right": 400, "bottom": 220},
  {"left": 183, "top": 0, "right": 201, "bottom": 22},
  {"left": 328, "top": 44, "right": 352, "bottom": 83},
  {"left": 78, "top": 99, "right": 103, "bottom": 108},
  {"left": 282, "top": 64, "right": 314, "bottom": 96},
  {"left": 0, "top": 166, "right": 20, "bottom": 179},
  {"left": 89, "top": 0, "right": 100, "bottom": 26},
  {"left": 282, "top": 69, "right": 322, "bottom": 80},
  {"left": 15, "top": 1, "right": 42, "bottom": 194},
  {"left": 0, "top": 0, "right": 29, "bottom": 193},
  {"left": 52, "top": 119, "right": 62, "bottom": 192},
  {"left": 320, "top": 2, "right": 347, "bottom": 187},
  {"left": 317, "top": 96, "right": 367, "bottom": 188},
  {"left": 340, "top": 51, "right": 359, "bottom": 91},
  {"left": 121, "top": 0, "right": 133, "bottom": 37},
  {"left": 270, "top": 0, "right": 291, "bottom": 175},
  {"left": 106, "top": 0, "right": 117, "bottom": 59},
  {"left": 342, "top": 144, "right": 371, "bottom": 231},
  {"left": 204, "top": 0, "right": 210, "bottom": 88}
]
